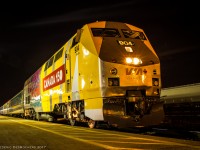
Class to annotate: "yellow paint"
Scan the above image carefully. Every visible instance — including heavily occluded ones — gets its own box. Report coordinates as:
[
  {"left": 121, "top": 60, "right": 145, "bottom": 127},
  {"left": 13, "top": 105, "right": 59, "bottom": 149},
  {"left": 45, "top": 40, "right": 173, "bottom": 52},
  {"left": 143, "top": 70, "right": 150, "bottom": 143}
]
[{"left": 85, "top": 98, "right": 103, "bottom": 109}]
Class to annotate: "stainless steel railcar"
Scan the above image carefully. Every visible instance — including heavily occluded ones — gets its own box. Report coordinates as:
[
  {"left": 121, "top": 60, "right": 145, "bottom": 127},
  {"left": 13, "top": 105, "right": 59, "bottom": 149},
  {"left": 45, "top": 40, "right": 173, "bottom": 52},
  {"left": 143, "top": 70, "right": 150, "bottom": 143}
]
[
  {"left": 161, "top": 83, "right": 200, "bottom": 130},
  {"left": 0, "top": 91, "right": 24, "bottom": 117}
]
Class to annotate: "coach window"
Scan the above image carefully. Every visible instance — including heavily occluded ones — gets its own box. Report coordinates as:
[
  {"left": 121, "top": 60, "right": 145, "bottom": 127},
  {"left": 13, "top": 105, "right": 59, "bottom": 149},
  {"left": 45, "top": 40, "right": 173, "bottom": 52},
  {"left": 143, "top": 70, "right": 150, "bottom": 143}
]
[{"left": 121, "top": 29, "right": 146, "bottom": 40}]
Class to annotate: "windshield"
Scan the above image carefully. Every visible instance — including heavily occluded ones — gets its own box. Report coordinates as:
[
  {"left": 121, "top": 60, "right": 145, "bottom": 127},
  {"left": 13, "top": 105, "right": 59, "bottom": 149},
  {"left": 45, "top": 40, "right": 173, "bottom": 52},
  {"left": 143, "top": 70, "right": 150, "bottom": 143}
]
[
  {"left": 122, "top": 29, "right": 146, "bottom": 40},
  {"left": 91, "top": 28, "right": 121, "bottom": 37}
]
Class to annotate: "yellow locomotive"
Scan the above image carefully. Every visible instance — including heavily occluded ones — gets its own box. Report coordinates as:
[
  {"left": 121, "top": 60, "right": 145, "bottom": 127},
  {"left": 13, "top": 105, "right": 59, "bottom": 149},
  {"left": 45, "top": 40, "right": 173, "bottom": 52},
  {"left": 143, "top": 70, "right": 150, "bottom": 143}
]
[{"left": 2, "top": 21, "right": 164, "bottom": 128}]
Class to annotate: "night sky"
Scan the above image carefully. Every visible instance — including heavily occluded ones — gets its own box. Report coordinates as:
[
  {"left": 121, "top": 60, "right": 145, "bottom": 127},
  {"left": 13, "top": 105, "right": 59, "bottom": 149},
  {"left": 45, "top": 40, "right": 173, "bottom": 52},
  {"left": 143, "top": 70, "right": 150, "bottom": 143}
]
[{"left": 0, "top": 0, "right": 200, "bottom": 105}]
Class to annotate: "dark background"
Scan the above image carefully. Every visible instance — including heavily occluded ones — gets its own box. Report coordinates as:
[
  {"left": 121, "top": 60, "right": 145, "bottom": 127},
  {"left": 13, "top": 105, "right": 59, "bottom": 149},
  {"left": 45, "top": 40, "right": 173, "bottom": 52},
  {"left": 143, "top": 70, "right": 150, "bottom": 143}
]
[{"left": 0, "top": 0, "right": 200, "bottom": 105}]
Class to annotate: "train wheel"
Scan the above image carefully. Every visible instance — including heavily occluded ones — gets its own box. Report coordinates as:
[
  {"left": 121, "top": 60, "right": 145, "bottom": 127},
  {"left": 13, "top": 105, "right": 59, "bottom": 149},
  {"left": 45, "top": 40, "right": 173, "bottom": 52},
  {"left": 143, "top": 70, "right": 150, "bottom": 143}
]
[{"left": 88, "top": 119, "right": 96, "bottom": 128}]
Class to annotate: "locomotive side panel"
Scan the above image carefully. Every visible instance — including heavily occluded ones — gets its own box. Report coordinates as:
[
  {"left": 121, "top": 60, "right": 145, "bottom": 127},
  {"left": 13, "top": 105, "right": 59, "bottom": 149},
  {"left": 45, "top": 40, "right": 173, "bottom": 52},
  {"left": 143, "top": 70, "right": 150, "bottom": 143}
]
[
  {"left": 41, "top": 47, "right": 66, "bottom": 112},
  {"left": 76, "top": 26, "right": 104, "bottom": 121}
]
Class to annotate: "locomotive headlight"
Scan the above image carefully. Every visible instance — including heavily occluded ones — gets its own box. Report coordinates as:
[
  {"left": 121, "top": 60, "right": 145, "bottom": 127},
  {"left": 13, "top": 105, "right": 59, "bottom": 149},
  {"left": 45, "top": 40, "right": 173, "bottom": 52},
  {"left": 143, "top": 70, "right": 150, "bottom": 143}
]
[
  {"left": 133, "top": 57, "right": 142, "bottom": 65},
  {"left": 126, "top": 57, "right": 133, "bottom": 64},
  {"left": 125, "top": 57, "right": 142, "bottom": 65}
]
